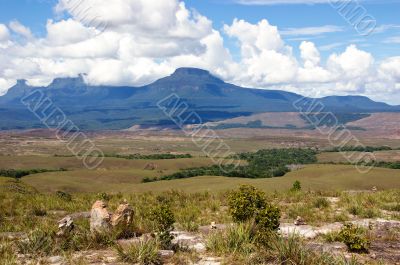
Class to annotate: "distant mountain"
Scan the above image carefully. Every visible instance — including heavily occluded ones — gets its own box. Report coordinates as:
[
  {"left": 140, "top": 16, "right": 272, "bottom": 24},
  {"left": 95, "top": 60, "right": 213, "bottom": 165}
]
[{"left": 0, "top": 68, "right": 399, "bottom": 130}]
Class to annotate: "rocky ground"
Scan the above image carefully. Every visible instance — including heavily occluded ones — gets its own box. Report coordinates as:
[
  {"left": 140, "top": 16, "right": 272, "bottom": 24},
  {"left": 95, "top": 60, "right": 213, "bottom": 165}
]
[
  {"left": 1, "top": 189, "right": 400, "bottom": 265},
  {"left": 8, "top": 215, "right": 400, "bottom": 264}
]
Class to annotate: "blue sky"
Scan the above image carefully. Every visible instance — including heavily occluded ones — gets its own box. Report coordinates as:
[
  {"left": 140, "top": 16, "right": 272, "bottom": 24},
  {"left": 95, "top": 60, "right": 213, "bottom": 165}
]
[
  {"left": 0, "top": 0, "right": 400, "bottom": 103},
  {"left": 2, "top": 0, "right": 400, "bottom": 60}
]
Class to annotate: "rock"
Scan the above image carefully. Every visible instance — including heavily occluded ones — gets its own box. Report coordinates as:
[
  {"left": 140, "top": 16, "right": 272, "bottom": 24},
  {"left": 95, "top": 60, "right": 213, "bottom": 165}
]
[
  {"left": 48, "top": 256, "right": 63, "bottom": 264},
  {"left": 280, "top": 224, "right": 317, "bottom": 239},
  {"left": 199, "top": 223, "right": 227, "bottom": 234},
  {"left": 90, "top": 201, "right": 111, "bottom": 233},
  {"left": 315, "top": 222, "right": 343, "bottom": 235},
  {"left": 195, "top": 257, "right": 222, "bottom": 265},
  {"left": 57, "top": 216, "right": 74, "bottom": 236},
  {"left": 111, "top": 203, "right": 134, "bottom": 229},
  {"left": 172, "top": 231, "right": 206, "bottom": 252},
  {"left": 294, "top": 216, "right": 307, "bottom": 226},
  {"left": 144, "top": 163, "right": 158, "bottom": 170},
  {"left": 158, "top": 249, "right": 174, "bottom": 260},
  {"left": 70, "top": 211, "right": 91, "bottom": 219}
]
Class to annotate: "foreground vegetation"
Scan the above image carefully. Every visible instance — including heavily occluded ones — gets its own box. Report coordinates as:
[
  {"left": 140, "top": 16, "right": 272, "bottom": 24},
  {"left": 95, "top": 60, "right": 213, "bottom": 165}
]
[{"left": 0, "top": 178, "right": 399, "bottom": 264}]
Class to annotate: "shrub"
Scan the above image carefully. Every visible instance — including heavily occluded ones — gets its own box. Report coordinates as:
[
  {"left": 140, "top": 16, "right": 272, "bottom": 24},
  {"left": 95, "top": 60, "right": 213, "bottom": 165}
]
[
  {"left": 56, "top": 191, "right": 72, "bottom": 201},
  {"left": 97, "top": 192, "right": 112, "bottom": 201},
  {"left": 290, "top": 181, "right": 302, "bottom": 192},
  {"left": 57, "top": 227, "right": 116, "bottom": 252},
  {"left": 30, "top": 205, "right": 47, "bottom": 217},
  {"left": 176, "top": 205, "right": 201, "bottom": 232},
  {"left": 267, "top": 234, "right": 338, "bottom": 265},
  {"left": 338, "top": 223, "right": 370, "bottom": 253},
  {"left": 115, "top": 239, "right": 161, "bottom": 265},
  {"left": 206, "top": 222, "right": 256, "bottom": 256},
  {"left": 255, "top": 204, "right": 281, "bottom": 232},
  {"left": 228, "top": 185, "right": 267, "bottom": 223},
  {"left": 348, "top": 205, "right": 362, "bottom": 216},
  {"left": 149, "top": 203, "right": 175, "bottom": 249},
  {"left": 313, "top": 197, "right": 330, "bottom": 209},
  {"left": 16, "top": 229, "right": 54, "bottom": 256}
]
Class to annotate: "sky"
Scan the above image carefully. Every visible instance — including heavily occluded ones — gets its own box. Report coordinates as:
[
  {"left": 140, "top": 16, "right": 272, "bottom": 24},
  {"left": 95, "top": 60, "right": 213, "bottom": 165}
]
[{"left": 0, "top": 0, "right": 400, "bottom": 104}]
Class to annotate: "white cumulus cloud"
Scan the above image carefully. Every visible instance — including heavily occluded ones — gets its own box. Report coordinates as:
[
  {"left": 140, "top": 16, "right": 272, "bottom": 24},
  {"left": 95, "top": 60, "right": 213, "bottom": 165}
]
[{"left": 0, "top": 0, "right": 399, "bottom": 104}]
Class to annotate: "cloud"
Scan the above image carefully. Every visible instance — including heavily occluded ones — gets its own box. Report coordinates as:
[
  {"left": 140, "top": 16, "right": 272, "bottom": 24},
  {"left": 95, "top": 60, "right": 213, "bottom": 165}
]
[
  {"left": 0, "top": 0, "right": 399, "bottom": 104},
  {"left": 319, "top": 42, "right": 345, "bottom": 51},
  {"left": 281, "top": 25, "right": 344, "bottom": 36},
  {"left": 384, "top": 36, "right": 400, "bottom": 44},
  {"left": 9, "top": 20, "right": 33, "bottom": 39},
  {"left": 300, "top": 41, "right": 320, "bottom": 67},
  {"left": 234, "top": 0, "right": 351, "bottom": 5},
  {"left": 373, "top": 24, "right": 400, "bottom": 34},
  {"left": 0, "top": 24, "right": 10, "bottom": 42}
]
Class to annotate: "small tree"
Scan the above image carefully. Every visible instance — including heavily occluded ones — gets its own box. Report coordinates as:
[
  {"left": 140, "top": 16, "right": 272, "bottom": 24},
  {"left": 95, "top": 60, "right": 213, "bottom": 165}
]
[
  {"left": 290, "top": 180, "right": 302, "bottom": 192},
  {"left": 339, "top": 223, "right": 370, "bottom": 253},
  {"left": 228, "top": 185, "right": 267, "bottom": 223},
  {"left": 150, "top": 203, "right": 175, "bottom": 249}
]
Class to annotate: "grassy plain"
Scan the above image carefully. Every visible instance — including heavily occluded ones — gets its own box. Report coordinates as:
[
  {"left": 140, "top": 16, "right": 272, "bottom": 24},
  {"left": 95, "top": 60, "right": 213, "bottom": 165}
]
[
  {"left": 1, "top": 164, "right": 397, "bottom": 193},
  {"left": 1, "top": 131, "right": 400, "bottom": 194}
]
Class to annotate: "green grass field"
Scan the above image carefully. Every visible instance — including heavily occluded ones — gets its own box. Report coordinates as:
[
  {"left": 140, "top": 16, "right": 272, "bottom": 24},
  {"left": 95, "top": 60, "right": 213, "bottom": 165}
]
[
  {"left": 9, "top": 164, "right": 400, "bottom": 193},
  {"left": 1, "top": 133, "right": 400, "bottom": 194},
  {"left": 318, "top": 150, "right": 400, "bottom": 163}
]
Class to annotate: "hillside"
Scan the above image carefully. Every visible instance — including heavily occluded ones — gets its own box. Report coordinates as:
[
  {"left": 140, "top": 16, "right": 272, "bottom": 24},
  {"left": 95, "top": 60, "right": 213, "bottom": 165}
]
[{"left": 0, "top": 68, "right": 399, "bottom": 130}]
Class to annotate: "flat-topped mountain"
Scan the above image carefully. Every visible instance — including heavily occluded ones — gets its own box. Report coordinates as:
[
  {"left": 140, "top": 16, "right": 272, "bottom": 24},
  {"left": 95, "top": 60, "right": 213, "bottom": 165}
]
[{"left": 0, "top": 68, "right": 399, "bottom": 130}]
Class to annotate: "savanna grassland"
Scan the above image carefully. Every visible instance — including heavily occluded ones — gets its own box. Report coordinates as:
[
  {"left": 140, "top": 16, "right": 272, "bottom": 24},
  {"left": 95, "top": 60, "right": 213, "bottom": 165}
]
[{"left": 1, "top": 131, "right": 400, "bottom": 264}]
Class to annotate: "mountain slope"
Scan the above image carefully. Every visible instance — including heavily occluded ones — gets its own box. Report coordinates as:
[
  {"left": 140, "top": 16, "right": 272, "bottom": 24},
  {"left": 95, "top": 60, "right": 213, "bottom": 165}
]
[{"left": 0, "top": 68, "right": 399, "bottom": 130}]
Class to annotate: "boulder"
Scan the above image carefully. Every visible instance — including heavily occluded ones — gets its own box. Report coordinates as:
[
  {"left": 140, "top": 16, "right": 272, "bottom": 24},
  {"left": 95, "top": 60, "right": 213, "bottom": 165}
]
[
  {"left": 57, "top": 216, "right": 74, "bottom": 236},
  {"left": 111, "top": 203, "right": 134, "bottom": 229},
  {"left": 294, "top": 216, "right": 307, "bottom": 226},
  {"left": 90, "top": 201, "right": 111, "bottom": 233}
]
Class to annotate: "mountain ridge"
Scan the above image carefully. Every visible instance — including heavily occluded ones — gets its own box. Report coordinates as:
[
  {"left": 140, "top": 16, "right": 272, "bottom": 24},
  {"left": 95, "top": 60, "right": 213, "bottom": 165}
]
[{"left": 0, "top": 67, "right": 399, "bottom": 130}]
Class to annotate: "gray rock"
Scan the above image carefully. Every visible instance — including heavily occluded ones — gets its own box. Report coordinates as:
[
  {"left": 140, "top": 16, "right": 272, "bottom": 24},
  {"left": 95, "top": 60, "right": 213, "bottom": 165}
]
[
  {"left": 48, "top": 255, "right": 63, "bottom": 264},
  {"left": 90, "top": 201, "right": 111, "bottom": 233},
  {"left": 57, "top": 216, "right": 74, "bottom": 236},
  {"left": 158, "top": 249, "right": 174, "bottom": 259},
  {"left": 172, "top": 231, "right": 206, "bottom": 252}
]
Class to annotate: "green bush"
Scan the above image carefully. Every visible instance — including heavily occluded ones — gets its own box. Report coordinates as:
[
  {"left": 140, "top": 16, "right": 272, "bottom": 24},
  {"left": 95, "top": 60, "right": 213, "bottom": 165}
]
[
  {"left": 149, "top": 203, "right": 175, "bottom": 249},
  {"left": 290, "top": 181, "right": 302, "bottom": 192},
  {"left": 255, "top": 204, "right": 281, "bottom": 232},
  {"left": 338, "top": 223, "right": 370, "bottom": 253},
  {"left": 228, "top": 185, "right": 267, "bottom": 223},
  {"left": 56, "top": 191, "right": 72, "bottom": 201}
]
